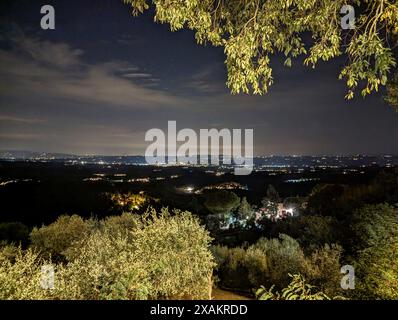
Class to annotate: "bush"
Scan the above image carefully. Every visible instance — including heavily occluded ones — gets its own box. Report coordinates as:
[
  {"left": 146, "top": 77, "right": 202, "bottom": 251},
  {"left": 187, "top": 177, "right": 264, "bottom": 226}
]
[
  {"left": 130, "top": 208, "right": 214, "bottom": 299},
  {"left": 256, "top": 274, "right": 331, "bottom": 300},
  {"left": 270, "top": 215, "right": 339, "bottom": 249},
  {"left": 213, "top": 235, "right": 342, "bottom": 295},
  {"left": 100, "top": 212, "right": 142, "bottom": 239},
  {"left": 211, "top": 246, "right": 252, "bottom": 289},
  {"left": 350, "top": 204, "right": 398, "bottom": 299},
  {"left": 244, "top": 246, "right": 268, "bottom": 289},
  {"left": 305, "top": 244, "right": 343, "bottom": 297},
  {"left": 30, "top": 215, "right": 97, "bottom": 261},
  {"left": 0, "top": 246, "right": 50, "bottom": 300},
  {"left": 53, "top": 229, "right": 151, "bottom": 299},
  {"left": 2, "top": 208, "right": 215, "bottom": 300},
  {"left": 355, "top": 241, "right": 398, "bottom": 300},
  {"left": 250, "top": 235, "right": 307, "bottom": 289},
  {"left": 204, "top": 190, "right": 240, "bottom": 215},
  {"left": 306, "top": 184, "right": 346, "bottom": 217},
  {"left": 349, "top": 203, "right": 398, "bottom": 251}
]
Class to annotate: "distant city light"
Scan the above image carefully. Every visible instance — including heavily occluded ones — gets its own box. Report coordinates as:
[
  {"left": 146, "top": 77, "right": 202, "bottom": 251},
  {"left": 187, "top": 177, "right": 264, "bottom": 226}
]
[{"left": 286, "top": 208, "right": 294, "bottom": 215}]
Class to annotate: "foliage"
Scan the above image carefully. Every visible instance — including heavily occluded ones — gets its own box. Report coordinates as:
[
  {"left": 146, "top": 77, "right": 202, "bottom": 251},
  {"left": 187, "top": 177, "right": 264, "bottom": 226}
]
[
  {"left": 349, "top": 203, "right": 398, "bottom": 251},
  {"left": 270, "top": 215, "right": 339, "bottom": 249},
  {"left": 355, "top": 241, "right": 398, "bottom": 299},
  {"left": 100, "top": 212, "right": 142, "bottom": 239},
  {"left": 211, "top": 245, "right": 252, "bottom": 289},
  {"left": 250, "top": 234, "right": 307, "bottom": 289},
  {"left": 349, "top": 203, "right": 398, "bottom": 299},
  {"left": 257, "top": 185, "right": 280, "bottom": 220},
  {"left": 306, "top": 184, "right": 346, "bottom": 217},
  {"left": 266, "top": 185, "right": 281, "bottom": 203},
  {"left": 128, "top": 208, "right": 215, "bottom": 299},
  {"left": 204, "top": 190, "right": 240, "bottom": 215},
  {"left": 0, "top": 246, "right": 50, "bottom": 300},
  {"left": 372, "top": 169, "right": 398, "bottom": 203},
  {"left": 306, "top": 172, "right": 398, "bottom": 222},
  {"left": 52, "top": 228, "right": 152, "bottom": 299},
  {"left": 244, "top": 246, "right": 269, "bottom": 289},
  {"left": 1, "top": 208, "right": 214, "bottom": 300},
  {"left": 123, "top": 0, "right": 398, "bottom": 100},
  {"left": 236, "top": 197, "right": 255, "bottom": 227},
  {"left": 213, "top": 234, "right": 342, "bottom": 295},
  {"left": 385, "top": 72, "right": 398, "bottom": 110},
  {"left": 256, "top": 274, "right": 331, "bottom": 300},
  {"left": 30, "top": 215, "right": 97, "bottom": 261},
  {"left": 305, "top": 244, "right": 343, "bottom": 297}
]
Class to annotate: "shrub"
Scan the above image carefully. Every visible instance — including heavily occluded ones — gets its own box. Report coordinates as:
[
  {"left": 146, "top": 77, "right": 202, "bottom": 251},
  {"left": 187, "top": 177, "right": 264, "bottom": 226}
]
[
  {"left": 270, "top": 215, "right": 339, "bottom": 249},
  {"left": 2, "top": 208, "right": 214, "bottom": 300},
  {"left": 355, "top": 241, "right": 398, "bottom": 300},
  {"left": 349, "top": 203, "right": 398, "bottom": 251},
  {"left": 130, "top": 208, "right": 215, "bottom": 299},
  {"left": 305, "top": 244, "right": 343, "bottom": 297},
  {"left": 30, "top": 215, "right": 97, "bottom": 261},
  {"left": 212, "top": 235, "right": 306, "bottom": 290},
  {"left": 213, "top": 234, "right": 342, "bottom": 295},
  {"left": 306, "top": 184, "right": 346, "bottom": 217},
  {"left": 256, "top": 274, "right": 331, "bottom": 300},
  {"left": 204, "top": 190, "right": 240, "bottom": 215},
  {"left": 100, "top": 212, "right": 142, "bottom": 238},
  {"left": 53, "top": 229, "right": 151, "bottom": 300},
  {"left": 251, "top": 235, "right": 307, "bottom": 289},
  {"left": 350, "top": 203, "right": 398, "bottom": 299},
  {"left": 244, "top": 247, "right": 268, "bottom": 288},
  {"left": 0, "top": 246, "right": 50, "bottom": 300},
  {"left": 211, "top": 246, "right": 252, "bottom": 289}
]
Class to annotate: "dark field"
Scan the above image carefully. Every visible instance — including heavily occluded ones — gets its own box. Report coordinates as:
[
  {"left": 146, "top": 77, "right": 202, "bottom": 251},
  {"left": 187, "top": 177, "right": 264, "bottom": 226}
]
[{"left": 0, "top": 160, "right": 383, "bottom": 226}]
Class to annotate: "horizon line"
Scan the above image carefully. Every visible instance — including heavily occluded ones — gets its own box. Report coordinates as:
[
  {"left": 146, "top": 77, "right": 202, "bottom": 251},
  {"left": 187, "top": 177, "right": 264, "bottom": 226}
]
[{"left": 0, "top": 149, "right": 397, "bottom": 158}]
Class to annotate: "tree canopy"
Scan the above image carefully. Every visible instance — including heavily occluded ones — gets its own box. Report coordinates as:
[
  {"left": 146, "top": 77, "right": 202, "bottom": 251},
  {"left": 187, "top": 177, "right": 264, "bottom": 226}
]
[
  {"left": 350, "top": 204, "right": 398, "bottom": 299},
  {"left": 386, "top": 72, "right": 398, "bottom": 110},
  {"left": 123, "top": 0, "right": 398, "bottom": 104},
  {"left": 204, "top": 190, "right": 240, "bottom": 215}
]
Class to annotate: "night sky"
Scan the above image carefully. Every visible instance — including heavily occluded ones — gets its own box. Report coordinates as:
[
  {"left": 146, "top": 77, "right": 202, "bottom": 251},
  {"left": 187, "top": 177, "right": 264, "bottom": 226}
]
[{"left": 0, "top": 0, "right": 397, "bottom": 156}]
